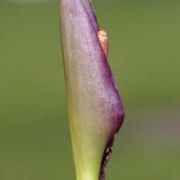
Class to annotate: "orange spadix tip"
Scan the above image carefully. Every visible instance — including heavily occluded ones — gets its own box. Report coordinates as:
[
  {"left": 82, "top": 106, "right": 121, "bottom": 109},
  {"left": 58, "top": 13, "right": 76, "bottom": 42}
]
[{"left": 98, "top": 30, "right": 109, "bottom": 58}]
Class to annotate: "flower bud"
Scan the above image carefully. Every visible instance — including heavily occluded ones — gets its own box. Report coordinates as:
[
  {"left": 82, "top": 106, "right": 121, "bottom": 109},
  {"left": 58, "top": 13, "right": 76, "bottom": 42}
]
[{"left": 60, "top": 0, "right": 124, "bottom": 179}]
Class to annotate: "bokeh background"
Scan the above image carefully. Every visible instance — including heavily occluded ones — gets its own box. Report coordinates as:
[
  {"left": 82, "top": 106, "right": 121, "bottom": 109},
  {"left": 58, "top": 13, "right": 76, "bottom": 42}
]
[{"left": 0, "top": 0, "right": 180, "bottom": 179}]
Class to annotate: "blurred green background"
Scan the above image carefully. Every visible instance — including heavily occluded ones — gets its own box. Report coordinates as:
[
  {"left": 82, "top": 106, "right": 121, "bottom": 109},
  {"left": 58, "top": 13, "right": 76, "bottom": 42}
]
[{"left": 0, "top": 0, "right": 179, "bottom": 179}]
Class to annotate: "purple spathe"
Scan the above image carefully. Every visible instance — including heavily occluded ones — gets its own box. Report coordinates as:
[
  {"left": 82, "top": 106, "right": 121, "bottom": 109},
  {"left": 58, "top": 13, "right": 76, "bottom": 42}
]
[{"left": 60, "top": 0, "right": 124, "bottom": 179}]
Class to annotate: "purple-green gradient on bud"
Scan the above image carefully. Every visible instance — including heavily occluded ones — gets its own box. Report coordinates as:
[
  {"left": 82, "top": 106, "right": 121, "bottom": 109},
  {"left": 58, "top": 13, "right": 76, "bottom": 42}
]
[{"left": 60, "top": 0, "right": 124, "bottom": 180}]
